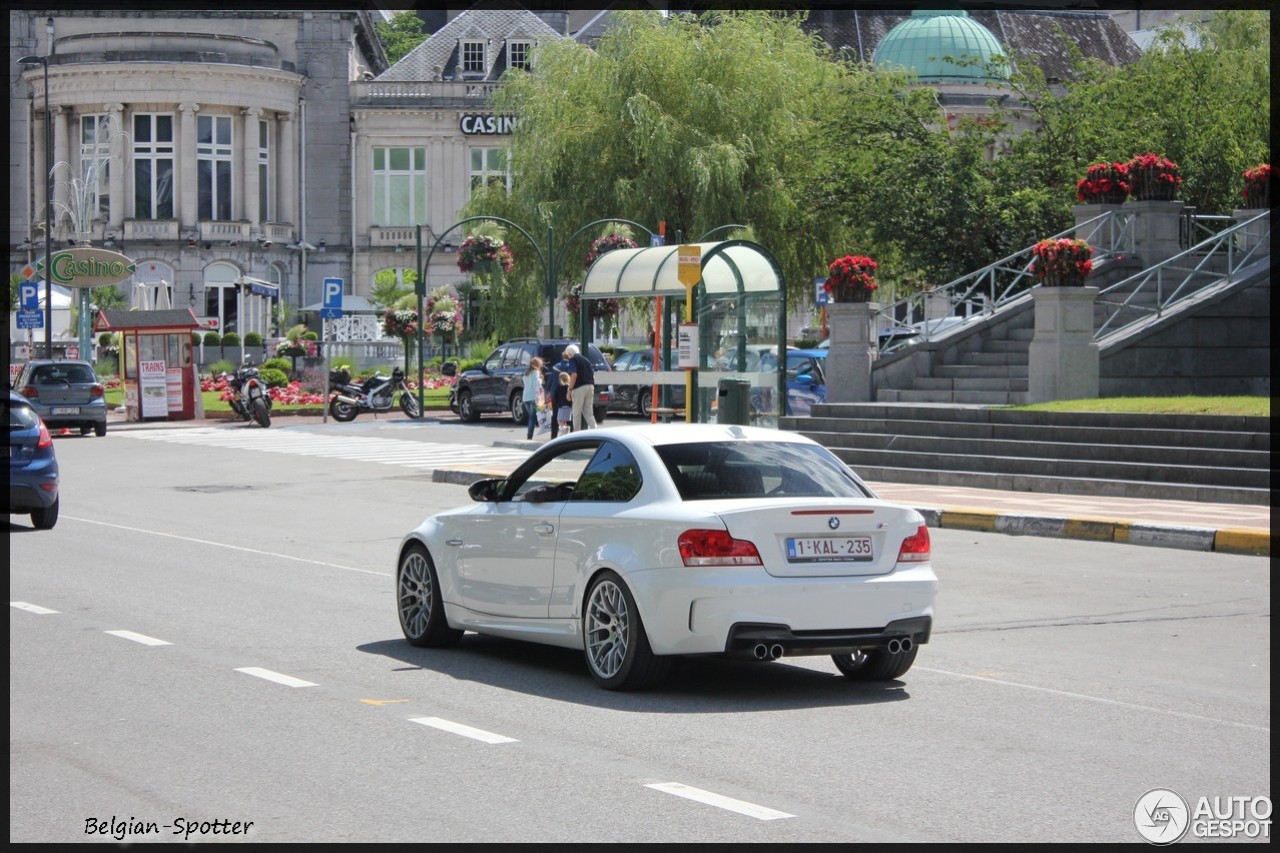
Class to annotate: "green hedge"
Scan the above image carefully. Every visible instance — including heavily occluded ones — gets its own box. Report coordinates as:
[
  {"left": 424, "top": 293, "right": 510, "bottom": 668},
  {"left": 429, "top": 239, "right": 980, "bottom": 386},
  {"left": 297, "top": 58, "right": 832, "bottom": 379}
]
[
  {"left": 221, "top": 332, "right": 241, "bottom": 346},
  {"left": 203, "top": 331, "right": 222, "bottom": 346},
  {"left": 258, "top": 367, "right": 289, "bottom": 388},
  {"left": 244, "top": 331, "right": 263, "bottom": 346}
]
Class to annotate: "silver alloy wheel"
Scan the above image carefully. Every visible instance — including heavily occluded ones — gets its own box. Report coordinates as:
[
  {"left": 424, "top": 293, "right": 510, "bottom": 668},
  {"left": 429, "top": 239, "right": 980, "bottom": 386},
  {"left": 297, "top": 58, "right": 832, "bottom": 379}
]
[
  {"left": 398, "top": 550, "right": 433, "bottom": 639},
  {"left": 585, "top": 579, "right": 629, "bottom": 679}
]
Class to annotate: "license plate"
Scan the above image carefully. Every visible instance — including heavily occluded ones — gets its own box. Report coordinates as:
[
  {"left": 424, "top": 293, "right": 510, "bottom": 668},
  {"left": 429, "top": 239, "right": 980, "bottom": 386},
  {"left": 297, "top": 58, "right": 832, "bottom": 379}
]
[
  {"left": 786, "top": 536, "right": 874, "bottom": 562},
  {"left": 50, "top": 407, "right": 79, "bottom": 415}
]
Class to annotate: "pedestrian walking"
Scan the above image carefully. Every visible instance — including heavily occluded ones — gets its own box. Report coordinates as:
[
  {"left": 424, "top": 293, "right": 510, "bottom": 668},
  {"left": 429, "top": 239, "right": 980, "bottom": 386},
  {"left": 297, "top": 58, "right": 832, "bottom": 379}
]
[
  {"left": 563, "top": 343, "right": 597, "bottom": 432},
  {"left": 521, "top": 357, "right": 543, "bottom": 440}
]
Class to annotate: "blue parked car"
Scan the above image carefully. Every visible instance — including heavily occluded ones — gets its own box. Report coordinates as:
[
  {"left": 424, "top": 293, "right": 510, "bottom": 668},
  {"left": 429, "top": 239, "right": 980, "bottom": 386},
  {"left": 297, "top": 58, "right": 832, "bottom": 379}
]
[
  {"left": 723, "top": 346, "right": 827, "bottom": 417},
  {"left": 7, "top": 389, "right": 60, "bottom": 529}
]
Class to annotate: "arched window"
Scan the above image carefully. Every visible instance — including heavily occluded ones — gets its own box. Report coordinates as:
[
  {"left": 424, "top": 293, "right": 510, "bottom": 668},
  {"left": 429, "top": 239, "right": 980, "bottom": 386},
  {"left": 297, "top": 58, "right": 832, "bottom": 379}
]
[{"left": 202, "top": 261, "right": 241, "bottom": 335}]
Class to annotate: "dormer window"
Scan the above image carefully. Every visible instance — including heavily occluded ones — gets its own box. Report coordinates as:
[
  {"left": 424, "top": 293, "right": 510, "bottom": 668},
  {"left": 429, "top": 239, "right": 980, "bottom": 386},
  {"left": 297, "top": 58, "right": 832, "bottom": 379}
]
[
  {"left": 462, "top": 40, "right": 485, "bottom": 74},
  {"left": 508, "top": 40, "right": 531, "bottom": 71}
]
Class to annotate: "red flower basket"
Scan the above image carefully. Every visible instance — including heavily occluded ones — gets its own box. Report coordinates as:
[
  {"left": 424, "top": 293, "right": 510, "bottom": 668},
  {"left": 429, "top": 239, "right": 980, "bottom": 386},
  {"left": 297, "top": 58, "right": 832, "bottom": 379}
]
[
  {"left": 1125, "top": 153, "right": 1183, "bottom": 202},
  {"left": 1076, "top": 161, "right": 1130, "bottom": 204},
  {"left": 583, "top": 233, "right": 638, "bottom": 270},
  {"left": 1030, "top": 238, "right": 1094, "bottom": 286},
  {"left": 824, "top": 255, "right": 879, "bottom": 303},
  {"left": 456, "top": 235, "right": 514, "bottom": 275},
  {"left": 1242, "top": 163, "right": 1271, "bottom": 209}
]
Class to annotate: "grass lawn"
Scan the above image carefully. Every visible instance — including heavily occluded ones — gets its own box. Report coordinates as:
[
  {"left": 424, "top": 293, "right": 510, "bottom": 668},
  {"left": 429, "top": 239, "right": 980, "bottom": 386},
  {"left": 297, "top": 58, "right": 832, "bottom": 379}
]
[{"left": 1008, "top": 396, "right": 1269, "bottom": 417}]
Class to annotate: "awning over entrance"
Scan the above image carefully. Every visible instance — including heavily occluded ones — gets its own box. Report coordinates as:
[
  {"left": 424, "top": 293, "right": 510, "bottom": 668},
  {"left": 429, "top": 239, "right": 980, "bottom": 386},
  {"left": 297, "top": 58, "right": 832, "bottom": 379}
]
[{"left": 581, "top": 240, "right": 783, "bottom": 298}]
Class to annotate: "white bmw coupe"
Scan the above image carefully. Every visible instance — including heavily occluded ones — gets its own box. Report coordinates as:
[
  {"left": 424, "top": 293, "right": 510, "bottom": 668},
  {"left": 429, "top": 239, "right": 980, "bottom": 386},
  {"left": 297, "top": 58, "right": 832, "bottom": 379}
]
[{"left": 396, "top": 424, "right": 937, "bottom": 690}]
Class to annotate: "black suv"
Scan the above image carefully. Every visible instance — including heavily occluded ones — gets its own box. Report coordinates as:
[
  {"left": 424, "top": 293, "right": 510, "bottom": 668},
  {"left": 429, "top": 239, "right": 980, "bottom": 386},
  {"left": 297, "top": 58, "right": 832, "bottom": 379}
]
[{"left": 451, "top": 338, "right": 613, "bottom": 424}]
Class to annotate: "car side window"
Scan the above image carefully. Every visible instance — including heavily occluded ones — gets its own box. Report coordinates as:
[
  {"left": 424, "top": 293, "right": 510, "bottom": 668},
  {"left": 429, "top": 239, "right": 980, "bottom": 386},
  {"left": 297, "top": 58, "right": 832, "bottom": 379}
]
[
  {"left": 508, "top": 445, "right": 598, "bottom": 502},
  {"left": 571, "top": 441, "right": 642, "bottom": 502},
  {"left": 483, "top": 347, "right": 505, "bottom": 371}
]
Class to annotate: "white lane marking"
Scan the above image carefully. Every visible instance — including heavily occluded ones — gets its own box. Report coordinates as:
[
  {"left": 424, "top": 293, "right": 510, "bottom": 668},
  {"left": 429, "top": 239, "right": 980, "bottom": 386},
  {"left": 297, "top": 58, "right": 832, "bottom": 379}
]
[
  {"left": 235, "top": 667, "right": 318, "bottom": 688},
  {"left": 118, "top": 430, "right": 531, "bottom": 471},
  {"left": 105, "top": 630, "right": 172, "bottom": 647},
  {"left": 409, "top": 716, "right": 518, "bottom": 744},
  {"left": 11, "top": 601, "right": 59, "bottom": 615},
  {"left": 645, "top": 782, "right": 794, "bottom": 821},
  {"left": 917, "top": 667, "right": 1270, "bottom": 733},
  {"left": 63, "top": 516, "right": 388, "bottom": 578}
]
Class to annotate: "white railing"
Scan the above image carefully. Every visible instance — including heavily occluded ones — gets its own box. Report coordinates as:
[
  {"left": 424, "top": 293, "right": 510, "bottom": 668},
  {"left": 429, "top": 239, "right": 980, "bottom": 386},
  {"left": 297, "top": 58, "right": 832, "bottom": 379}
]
[
  {"left": 1093, "top": 210, "right": 1270, "bottom": 341},
  {"left": 874, "top": 210, "right": 1138, "bottom": 354}
]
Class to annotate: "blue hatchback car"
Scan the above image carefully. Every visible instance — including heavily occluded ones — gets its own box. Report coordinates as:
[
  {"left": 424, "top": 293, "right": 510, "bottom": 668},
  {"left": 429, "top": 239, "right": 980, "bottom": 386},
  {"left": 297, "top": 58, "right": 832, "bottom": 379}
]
[{"left": 7, "top": 390, "right": 60, "bottom": 529}]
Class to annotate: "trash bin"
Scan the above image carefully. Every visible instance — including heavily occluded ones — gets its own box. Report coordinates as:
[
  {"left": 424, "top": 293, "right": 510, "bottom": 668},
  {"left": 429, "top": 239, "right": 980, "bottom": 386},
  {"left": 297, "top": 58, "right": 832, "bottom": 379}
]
[{"left": 716, "top": 378, "right": 751, "bottom": 425}]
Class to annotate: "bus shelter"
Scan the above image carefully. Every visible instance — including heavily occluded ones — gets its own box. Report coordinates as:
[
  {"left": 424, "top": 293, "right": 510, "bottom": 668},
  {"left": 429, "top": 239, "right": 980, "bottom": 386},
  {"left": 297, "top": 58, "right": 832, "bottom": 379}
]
[{"left": 579, "top": 240, "right": 786, "bottom": 425}]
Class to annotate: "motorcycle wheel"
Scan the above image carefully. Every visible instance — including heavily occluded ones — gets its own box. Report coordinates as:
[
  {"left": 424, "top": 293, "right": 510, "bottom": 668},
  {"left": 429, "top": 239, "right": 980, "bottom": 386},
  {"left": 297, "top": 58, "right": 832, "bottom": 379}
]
[
  {"left": 399, "top": 391, "right": 422, "bottom": 419},
  {"left": 330, "top": 399, "right": 359, "bottom": 422},
  {"left": 251, "top": 398, "right": 271, "bottom": 428}
]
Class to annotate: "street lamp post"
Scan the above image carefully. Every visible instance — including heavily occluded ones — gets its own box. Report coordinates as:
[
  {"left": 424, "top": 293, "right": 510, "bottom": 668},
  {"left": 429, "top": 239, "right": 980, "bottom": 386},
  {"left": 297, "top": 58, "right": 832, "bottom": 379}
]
[{"left": 18, "top": 51, "right": 53, "bottom": 357}]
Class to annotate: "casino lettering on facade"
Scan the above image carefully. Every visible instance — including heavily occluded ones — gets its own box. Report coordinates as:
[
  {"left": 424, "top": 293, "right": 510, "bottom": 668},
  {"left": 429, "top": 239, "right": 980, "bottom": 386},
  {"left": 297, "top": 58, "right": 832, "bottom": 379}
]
[
  {"left": 459, "top": 114, "right": 516, "bottom": 135},
  {"left": 52, "top": 253, "right": 129, "bottom": 283}
]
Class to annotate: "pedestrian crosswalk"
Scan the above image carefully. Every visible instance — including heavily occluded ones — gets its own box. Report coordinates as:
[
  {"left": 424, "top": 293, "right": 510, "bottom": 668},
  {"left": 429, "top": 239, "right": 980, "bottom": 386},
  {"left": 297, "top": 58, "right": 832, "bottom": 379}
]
[{"left": 117, "top": 427, "right": 532, "bottom": 474}]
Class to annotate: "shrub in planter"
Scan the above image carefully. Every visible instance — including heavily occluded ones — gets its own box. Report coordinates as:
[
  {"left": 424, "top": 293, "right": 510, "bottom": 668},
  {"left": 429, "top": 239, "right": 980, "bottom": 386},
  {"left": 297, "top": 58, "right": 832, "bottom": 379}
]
[
  {"left": 244, "top": 331, "right": 263, "bottom": 346},
  {"left": 191, "top": 332, "right": 201, "bottom": 346},
  {"left": 257, "top": 367, "right": 289, "bottom": 388},
  {"left": 263, "top": 357, "right": 292, "bottom": 374},
  {"left": 98, "top": 332, "right": 113, "bottom": 347},
  {"left": 207, "top": 359, "right": 237, "bottom": 377},
  {"left": 221, "top": 332, "right": 241, "bottom": 347},
  {"left": 302, "top": 330, "right": 319, "bottom": 342},
  {"left": 203, "top": 331, "right": 223, "bottom": 346}
]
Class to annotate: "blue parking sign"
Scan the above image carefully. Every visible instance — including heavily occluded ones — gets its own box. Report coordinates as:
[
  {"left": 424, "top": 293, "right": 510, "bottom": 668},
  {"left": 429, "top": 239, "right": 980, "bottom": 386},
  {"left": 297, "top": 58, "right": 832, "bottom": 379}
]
[
  {"left": 814, "top": 277, "right": 829, "bottom": 307},
  {"left": 321, "top": 277, "right": 344, "bottom": 319},
  {"left": 20, "top": 281, "right": 39, "bottom": 310}
]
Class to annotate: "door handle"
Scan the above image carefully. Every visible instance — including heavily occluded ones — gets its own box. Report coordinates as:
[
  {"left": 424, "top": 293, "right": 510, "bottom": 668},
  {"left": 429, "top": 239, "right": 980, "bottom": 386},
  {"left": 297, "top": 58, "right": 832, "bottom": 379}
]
[
  {"left": 445, "top": 538, "right": 463, "bottom": 546},
  {"left": 534, "top": 522, "right": 555, "bottom": 535}
]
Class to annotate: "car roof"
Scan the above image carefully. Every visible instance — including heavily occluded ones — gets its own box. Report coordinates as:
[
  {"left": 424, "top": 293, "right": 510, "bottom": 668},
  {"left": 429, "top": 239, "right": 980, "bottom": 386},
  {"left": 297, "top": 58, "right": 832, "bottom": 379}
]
[{"left": 789, "top": 348, "right": 827, "bottom": 358}]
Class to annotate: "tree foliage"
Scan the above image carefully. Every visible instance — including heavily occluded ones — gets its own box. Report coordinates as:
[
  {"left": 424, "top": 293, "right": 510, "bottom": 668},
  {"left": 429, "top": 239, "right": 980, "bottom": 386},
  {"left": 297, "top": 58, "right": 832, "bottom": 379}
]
[{"left": 375, "top": 11, "right": 428, "bottom": 65}]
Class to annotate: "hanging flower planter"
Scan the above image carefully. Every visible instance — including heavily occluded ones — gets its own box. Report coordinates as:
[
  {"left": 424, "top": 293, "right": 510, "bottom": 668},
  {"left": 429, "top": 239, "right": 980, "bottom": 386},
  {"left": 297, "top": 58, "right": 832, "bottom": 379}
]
[
  {"left": 1030, "top": 238, "right": 1094, "bottom": 287},
  {"left": 1241, "top": 163, "right": 1271, "bottom": 209},
  {"left": 583, "top": 233, "right": 638, "bottom": 269},
  {"left": 426, "top": 290, "right": 464, "bottom": 337},
  {"left": 1076, "top": 161, "right": 1130, "bottom": 204},
  {"left": 456, "top": 235, "right": 514, "bottom": 275},
  {"left": 823, "top": 254, "right": 879, "bottom": 303},
  {"left": 564, "top": 281, "right": 620, "bottom": 320},
  {"left": 1124, "top": 153, "right": 1183, "bottom": 202},
  {"left": 383, "top": 308, "right": 421, "bottom": 339}
]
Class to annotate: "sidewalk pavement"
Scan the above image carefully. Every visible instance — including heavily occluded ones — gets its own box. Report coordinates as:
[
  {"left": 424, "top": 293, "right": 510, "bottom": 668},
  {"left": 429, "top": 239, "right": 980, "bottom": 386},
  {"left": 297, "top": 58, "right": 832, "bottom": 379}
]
[{"left": 105, "top": 409, "right": 1270, "bottom": 557}]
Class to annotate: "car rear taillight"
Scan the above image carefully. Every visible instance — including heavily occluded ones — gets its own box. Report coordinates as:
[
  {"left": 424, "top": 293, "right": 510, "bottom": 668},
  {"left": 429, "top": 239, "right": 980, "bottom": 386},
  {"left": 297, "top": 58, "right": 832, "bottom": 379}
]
[
  {"left": 678, "top": 529, "right": 762, "bottom": 567},
  {"left": 36, "top": 419, "right": 53, "bottom": 449},
  {"left": 22, "top": 386, "right": 38, "bottom": 399},
  {"left": 91, "top": 385, "right": 104, "bottom": 398},
  {"left": 896, "top": 525, "right": 931, "bottom": 564}
]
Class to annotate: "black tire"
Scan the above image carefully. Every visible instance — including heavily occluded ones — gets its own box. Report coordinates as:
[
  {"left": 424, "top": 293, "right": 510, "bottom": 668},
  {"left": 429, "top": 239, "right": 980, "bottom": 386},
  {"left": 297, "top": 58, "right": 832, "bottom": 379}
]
[
  {"left": 31, "top": 497, "right": 59, "bottom": 530},
  {"left": 594, "top": 406, "right": 608, "bottom": 424},
  {"left": 399, "top": 391, "right": 422, "bottom": 419},
  {"left": 251, "top": 398, "right": 271, "bottom": 428},
  {"left": 637, "top": 391, "right": 652, "bottom": 418},
  {"left": 582, "top": 570, "right": 669, "bottom": 690},
  {"left": 510, "top": 391, "right": 527, "bottom": 425},
  {"left": 330, "top": 399, "right": 359, "bottom": 422},
  {"left": 80, "top": 425, "right": 92, "bottom": 435},
  {"left": 457, "top": 390, "right": 480, "bottom": 423},
  {"left": 832, "top": 645, "right": 919, "bottom": 681},
  {"left": 94, "top": 420, "right": 107, "bottom": 437},
  {"left": 397, "top": 544, "right": 463, "bottom": 648}
]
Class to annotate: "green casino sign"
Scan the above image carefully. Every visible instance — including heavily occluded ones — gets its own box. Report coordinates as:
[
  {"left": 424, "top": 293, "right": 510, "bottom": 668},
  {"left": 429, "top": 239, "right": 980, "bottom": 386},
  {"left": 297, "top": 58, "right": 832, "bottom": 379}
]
[{"left": 23, "top": 247, "right": 136, "bottom": 288}]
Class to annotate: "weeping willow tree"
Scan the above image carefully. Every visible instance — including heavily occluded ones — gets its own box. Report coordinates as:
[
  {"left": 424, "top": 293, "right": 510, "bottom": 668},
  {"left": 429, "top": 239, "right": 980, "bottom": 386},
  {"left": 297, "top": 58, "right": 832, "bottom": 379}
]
[{"left": 465, "top": 9, "right": 857, "bottom": 309}]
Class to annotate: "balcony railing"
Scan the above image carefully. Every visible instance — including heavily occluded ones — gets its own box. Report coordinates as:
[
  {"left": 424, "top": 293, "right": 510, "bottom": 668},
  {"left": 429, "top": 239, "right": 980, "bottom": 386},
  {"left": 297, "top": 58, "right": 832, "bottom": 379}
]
[{"left": 351, "top": 79, "right": 499, "bottom": 107}]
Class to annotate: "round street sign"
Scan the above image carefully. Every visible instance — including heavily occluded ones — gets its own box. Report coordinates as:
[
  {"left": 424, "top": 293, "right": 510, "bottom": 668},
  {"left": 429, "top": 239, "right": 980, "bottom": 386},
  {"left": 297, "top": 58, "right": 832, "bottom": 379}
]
[{"left": 23, "top": 247, "right": 136, "bottom": 288}]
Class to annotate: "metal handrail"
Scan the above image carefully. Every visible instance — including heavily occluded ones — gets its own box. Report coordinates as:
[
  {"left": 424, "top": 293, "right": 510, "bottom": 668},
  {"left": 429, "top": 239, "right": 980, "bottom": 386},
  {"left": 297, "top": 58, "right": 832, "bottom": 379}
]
[
  {"left": 1093, "top": 210, "right": 1269, "bottom": 341},
  {"left": 874, "top": 210, "right": 1136, "bottom": 354}
]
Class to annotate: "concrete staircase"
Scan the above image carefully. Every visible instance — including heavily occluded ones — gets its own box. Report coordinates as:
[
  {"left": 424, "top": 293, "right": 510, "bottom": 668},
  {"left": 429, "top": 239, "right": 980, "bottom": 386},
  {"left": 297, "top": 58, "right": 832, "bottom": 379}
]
[{"left": 780, "top": 403, "right": 1271, "bottom": 505}]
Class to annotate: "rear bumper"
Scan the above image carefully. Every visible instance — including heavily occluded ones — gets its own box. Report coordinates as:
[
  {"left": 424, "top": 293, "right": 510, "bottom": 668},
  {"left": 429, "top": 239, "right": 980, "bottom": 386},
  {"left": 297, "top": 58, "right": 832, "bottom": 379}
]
[
  {"left": 9, "top": 479, "right": 58, "bottom": 512},
  {"left": 725, "top": 616, "right": 932, "bottom": 658},
  {"left": 31, "top": 401, "right": 107, "bottom": 427}
]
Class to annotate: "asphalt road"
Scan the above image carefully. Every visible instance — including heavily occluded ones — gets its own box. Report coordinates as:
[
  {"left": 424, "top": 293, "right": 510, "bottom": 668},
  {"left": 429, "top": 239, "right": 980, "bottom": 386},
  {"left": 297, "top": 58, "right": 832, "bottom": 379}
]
[{"left": 9, "top": 425, "right": 1271, "bottom": 843}]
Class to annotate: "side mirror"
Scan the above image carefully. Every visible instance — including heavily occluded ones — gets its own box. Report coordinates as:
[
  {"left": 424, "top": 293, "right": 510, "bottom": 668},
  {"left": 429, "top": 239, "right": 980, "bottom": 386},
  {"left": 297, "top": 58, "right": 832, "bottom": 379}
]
[
  {"left": 441, "top": 361, "right": 457, "bottom": 377},
  {"left": 468, "top": 478, "right": 505, "bottom": 502}
]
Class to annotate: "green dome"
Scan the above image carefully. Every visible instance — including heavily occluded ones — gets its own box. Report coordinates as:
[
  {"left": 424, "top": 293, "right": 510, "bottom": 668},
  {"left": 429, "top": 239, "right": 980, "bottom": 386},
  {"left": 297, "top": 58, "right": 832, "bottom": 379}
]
[{"left": 873, "top": 10, "right": 1009, "bottom": 83}]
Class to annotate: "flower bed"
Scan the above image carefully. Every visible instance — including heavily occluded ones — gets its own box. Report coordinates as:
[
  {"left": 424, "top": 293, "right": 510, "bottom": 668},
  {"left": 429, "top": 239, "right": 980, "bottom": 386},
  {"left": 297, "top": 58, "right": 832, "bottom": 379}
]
[
  {"left": 1030, "top": 238, "right": 1094, "bottom": 286},
  {"left": 824, "top": 254, "right": 879, "bottom": 303},
  {"left": 1076, "top": 161, "right": 1130, "bottom": 204}
]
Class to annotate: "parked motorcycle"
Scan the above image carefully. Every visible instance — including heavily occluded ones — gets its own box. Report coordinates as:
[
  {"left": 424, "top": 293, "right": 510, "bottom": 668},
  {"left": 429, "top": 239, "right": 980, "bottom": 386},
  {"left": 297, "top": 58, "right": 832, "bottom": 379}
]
[
  {"left": 329, "top": 366, "right": 421, "bottom": 422},
  {"left": 223, "top": 357, "right": 272, "bottom": 428}
]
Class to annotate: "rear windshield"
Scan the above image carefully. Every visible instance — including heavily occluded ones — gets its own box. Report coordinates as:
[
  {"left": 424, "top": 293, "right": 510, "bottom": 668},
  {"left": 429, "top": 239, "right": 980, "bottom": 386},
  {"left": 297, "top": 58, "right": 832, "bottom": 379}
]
[
  {"left": 30, "top": 363, "right": 97, "bottom": 384},
  {"left": 656, "top": 441, "right": 871, "bottom": 500},
  {"left": 7, "top": 401, "right": 39, "bottom": 430}
]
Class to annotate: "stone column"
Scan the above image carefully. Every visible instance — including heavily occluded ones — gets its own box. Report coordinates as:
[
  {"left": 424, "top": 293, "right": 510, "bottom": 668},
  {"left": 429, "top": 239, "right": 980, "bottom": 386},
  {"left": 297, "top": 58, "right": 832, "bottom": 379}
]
[
  {"left": 1028, "top": 286, "right": 1099, "bottom": 404},
  {"left": 1232, "top": 208, "right": 1270, "bottom": 256},
  {"left": 178, "top": 102, "right": 200, "bottom": 230},
  {"left": 1126, "top": 199, "right": 1185, "bottom": 266},
  {"left": 276, "top": 112, "right": 294, "bottom": 225},
  {"left": 106, "top": 104, "right": 125, "bottom": 230},
  {"left": 825, "top": 301, "right": 878, "bottom": 403},
  {"left": 51, "top": 106, "right": 68, "bottom": 236},
  {"left": 242, "top": 106, "right": 261, "bottom": 227}
]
